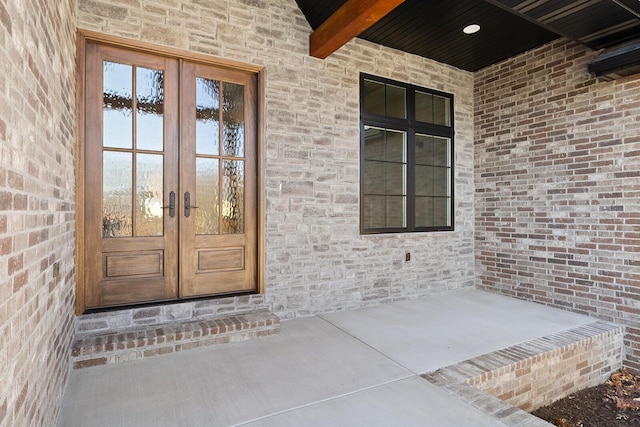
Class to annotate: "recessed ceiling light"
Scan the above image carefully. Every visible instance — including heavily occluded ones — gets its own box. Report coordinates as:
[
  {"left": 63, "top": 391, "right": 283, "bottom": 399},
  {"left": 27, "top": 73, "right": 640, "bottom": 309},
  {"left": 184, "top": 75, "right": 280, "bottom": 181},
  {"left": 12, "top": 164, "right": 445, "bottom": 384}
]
[{"left": 463, "top": 24, "right": 481, "bottom": 34}]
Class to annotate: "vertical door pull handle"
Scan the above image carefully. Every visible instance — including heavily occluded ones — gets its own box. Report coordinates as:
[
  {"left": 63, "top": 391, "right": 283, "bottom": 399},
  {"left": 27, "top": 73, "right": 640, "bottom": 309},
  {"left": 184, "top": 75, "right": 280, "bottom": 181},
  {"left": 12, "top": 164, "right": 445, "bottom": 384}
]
[
  {"left": 163, "top": 191, "right": 176, "bottom": 218},
  {"left": 184, "top": 191, "right": 198, "bottom": 218}
]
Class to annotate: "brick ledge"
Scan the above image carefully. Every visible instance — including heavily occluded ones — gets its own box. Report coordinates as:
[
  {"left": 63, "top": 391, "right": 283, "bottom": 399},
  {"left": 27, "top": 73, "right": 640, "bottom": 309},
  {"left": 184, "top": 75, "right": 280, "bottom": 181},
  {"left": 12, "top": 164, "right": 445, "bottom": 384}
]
[
  {"left": 422, "top": 321, "right": 624, "bottom": 427},
  {"left": 71, "top": 309, "right": 280, "bottom": 369}
]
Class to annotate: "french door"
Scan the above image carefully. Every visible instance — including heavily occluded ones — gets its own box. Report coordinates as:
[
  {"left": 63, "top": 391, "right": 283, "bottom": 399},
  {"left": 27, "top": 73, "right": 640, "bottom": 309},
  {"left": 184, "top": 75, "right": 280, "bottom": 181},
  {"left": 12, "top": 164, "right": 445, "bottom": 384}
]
[{"left": 83, "top": 43, "right": 257, "bottom": 309}]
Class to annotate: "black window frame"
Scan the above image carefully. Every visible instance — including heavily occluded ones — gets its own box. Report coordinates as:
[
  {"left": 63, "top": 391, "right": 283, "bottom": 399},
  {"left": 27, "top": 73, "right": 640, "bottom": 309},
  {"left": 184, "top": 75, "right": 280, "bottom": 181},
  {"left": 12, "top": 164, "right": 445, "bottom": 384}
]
[{"left": 359, "top": 73, "right": 455, "bottom": 234}]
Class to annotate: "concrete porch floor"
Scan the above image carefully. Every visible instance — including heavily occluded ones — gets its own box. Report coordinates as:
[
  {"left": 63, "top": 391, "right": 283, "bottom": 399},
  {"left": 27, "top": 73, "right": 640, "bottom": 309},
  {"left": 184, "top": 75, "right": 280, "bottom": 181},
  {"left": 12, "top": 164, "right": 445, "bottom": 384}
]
[{"left": 57, "top": 290, "right": 601, "bottom": 426}]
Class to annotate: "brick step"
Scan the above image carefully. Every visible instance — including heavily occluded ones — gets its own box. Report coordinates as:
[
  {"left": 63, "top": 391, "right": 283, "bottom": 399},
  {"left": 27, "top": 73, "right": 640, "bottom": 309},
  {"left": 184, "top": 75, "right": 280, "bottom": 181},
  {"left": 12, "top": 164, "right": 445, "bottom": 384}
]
[
  {"left": 423, "top": 320, "right": 624, "bottom": 426},
  {"left": 71, "top": 309, "right": 280, "bottom": 369}
]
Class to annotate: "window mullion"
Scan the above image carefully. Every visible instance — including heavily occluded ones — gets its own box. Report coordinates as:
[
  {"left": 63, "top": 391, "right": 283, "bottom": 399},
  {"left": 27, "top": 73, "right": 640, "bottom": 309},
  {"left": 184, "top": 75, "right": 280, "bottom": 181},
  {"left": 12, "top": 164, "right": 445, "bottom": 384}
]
[{"left": 406, "top": 130, "right": 415, "bottom": 232}]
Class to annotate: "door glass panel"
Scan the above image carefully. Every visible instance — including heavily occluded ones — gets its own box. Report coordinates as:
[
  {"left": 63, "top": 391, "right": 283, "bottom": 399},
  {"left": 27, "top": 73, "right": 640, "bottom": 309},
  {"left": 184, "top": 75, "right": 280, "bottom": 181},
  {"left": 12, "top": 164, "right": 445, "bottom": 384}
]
[
  {"left": 222, "top": 160, "right": 244, "bottom": 234},
  {"left": 196, "top": 77, "right": 220, "bottom": 156},
  {"left": 195, "top": 158, "right": 220, "bottom": 235},
  {"left": 136, "top": 67, "right": 164, "bottom": 151},
  {"left": 103, "top": 151, "right": 133, "bottom": 237},
  {"left": 222, "top": 83, "right": 244, "bottom": 157},
  {"left": 103, "top": 62, "right": 133, "bottom": 149},
  {"left": 136, "top": 153, "right": 163, "bottom": 236}
]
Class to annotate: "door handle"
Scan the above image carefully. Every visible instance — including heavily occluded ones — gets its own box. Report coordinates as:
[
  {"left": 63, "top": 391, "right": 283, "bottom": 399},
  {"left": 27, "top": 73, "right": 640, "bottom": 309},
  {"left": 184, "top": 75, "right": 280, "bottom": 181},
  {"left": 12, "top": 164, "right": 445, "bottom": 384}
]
[
  {"left": 184, "top": 191, "right": 198, "bottom": 218},
  {"left": 163, "top": 191, "right": 175, "bottom": 218}
]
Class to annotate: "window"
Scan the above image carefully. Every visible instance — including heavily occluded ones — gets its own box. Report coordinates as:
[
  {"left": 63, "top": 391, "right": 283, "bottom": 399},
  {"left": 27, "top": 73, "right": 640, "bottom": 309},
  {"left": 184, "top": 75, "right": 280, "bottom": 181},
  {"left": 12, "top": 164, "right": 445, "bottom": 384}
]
[{"left": 360, "top": 74, "right": 454, "bottom": 234}]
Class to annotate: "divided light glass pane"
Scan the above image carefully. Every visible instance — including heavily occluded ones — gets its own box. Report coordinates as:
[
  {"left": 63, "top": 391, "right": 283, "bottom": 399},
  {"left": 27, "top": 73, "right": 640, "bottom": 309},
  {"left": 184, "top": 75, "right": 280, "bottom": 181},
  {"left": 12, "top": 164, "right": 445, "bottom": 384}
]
[
  {"left": 415, "top": 197, "right": 434, "bottom": 228},
  {"left": 433, "top": 197, "right": 451, "bottom": 227},
  {"left": 195, "top": 158, "right": 220, "bottom": 235},
  {"left": 415, "top": 165, "right": 434, "bottom": 197},
  {"left": 385, "top": 162, "right": 406, "bottom": 196},
  {"left": 433, "top": 166, "right": 450, "bottom": 198},
  {"left": 364, "top": 126, "right": 385, "bottom": 161},
  {"left": 385, "top": 84, "right": 406, "bottom": 119},
  {"left": 362, "top": 195, "right": 386, "bottom": 229},
  {"left": 363, "top": 79, "right": 385, "bottom": 115},
  {"left": 222, "top": 160, "right": 244, "bottom": 234},
  {"left": 433, "top": 136, "right": 451, "bottom": 166},
  {"left": 385, "top": 195, "right": 406, "bottom": 228},
  {"left": 135, "top": 153, "right": 163, "bottom": 237},
  {"left": 196, "top": 77, "right": 220, "bottom": 156},
  {"left": 136, "top": 67, "right": 164, "bottom": 151},
  {"left": 415, "top": 134, "right": 434, "bottom": 165},
  {"left": 363, "top": 160, "right": 384, "bottom": 195},
  {"left": 415, "top": 91, "right": 433, "bottom": 123},
  {"left": 222, "top": 83, "right": 245, "bottom": 157},
  {"left": 385, "top": 129, "right": 406, "bottom": 163},
  {"left": 103, "top": 61, "right": 133, "bottom": 149},
  {"left": 103, "top": 151, "right": 133, "bottom": 238},
  {"left": 433, "top": 95, "right": 451, "bottom": 126},
  {"left": 416, "top": 92, "right": 451, "bottom": 126}
]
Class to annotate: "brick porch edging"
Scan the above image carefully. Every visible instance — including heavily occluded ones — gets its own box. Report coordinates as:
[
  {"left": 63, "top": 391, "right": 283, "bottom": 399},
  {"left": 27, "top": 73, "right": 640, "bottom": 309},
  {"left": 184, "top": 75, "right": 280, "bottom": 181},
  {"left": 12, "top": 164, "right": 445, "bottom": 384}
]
[
  {"left": 71, "top": 309, "right": 280, "bottom": 369},
  {"left": 422, "top": 321, "right": 624, "bottom": 427}
]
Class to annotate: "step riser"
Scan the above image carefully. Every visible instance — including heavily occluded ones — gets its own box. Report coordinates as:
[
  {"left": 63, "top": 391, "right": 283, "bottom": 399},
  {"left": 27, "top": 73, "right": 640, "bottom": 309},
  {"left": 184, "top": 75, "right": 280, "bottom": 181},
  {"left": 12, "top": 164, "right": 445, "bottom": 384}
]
[
  {"left": 423, "top": 321, "right": 624, "bottom": 427},
  {"left": 71, "top": 310, "right": 279, "bottom": 369}
]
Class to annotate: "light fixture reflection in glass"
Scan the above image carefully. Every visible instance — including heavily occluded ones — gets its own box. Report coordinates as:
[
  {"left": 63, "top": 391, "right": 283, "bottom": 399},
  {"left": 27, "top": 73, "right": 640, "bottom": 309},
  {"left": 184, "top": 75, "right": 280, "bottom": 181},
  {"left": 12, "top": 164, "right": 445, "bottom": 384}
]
[{"left": 463, "top": 24, "right": 481, "bottom": 34}]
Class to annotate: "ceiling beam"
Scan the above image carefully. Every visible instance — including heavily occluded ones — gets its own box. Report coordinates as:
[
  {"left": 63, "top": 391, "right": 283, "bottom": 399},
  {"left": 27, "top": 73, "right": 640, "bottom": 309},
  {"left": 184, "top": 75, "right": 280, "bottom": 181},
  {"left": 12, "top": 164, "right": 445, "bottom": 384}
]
[{"left": 309, "top": 0, "right": 405, "bottom": 59}]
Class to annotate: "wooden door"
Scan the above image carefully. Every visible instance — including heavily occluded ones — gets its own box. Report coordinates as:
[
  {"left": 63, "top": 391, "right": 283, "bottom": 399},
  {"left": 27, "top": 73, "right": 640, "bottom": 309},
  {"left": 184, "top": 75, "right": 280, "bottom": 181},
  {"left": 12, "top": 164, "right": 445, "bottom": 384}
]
[
  {"left": 179, "top": 62, "right": 258, "bottom": 297},
  {"left": 83, "top": 43, "right": 257, "bottom": 310},
  {"left": 84, "top": 44, "right": 179, "bottom": 308}
]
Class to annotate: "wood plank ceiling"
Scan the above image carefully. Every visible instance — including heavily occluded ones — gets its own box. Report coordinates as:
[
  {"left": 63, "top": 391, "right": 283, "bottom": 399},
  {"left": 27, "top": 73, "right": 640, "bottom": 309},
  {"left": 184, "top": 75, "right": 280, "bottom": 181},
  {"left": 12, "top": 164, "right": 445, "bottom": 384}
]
[{"left": 295, "top": 0, "right": 640, "bottom": 71}]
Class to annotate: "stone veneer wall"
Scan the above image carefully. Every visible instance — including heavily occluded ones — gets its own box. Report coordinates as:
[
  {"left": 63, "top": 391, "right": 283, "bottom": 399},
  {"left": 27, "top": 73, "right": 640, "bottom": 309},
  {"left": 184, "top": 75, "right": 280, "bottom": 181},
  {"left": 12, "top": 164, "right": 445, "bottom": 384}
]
[
  {"left": 0, "top": 0, "right": 77, "bottom": 426},
  {"left": 76, "top": 0, "right": 475, "bottom": 322},
  {"left": 475, "top": 39, "right": 640, "bottom": 371}
]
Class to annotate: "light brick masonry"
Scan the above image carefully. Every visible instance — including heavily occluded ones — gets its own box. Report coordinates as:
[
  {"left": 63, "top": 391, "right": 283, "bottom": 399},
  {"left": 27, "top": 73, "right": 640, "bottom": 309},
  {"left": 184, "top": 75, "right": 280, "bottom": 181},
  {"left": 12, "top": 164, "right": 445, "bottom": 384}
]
[
  {"left": 0, "top": 0, "right": 77, "bottom": 426},
  {"left": 76, "top": 0, "right": 476, "bottom": 323}
]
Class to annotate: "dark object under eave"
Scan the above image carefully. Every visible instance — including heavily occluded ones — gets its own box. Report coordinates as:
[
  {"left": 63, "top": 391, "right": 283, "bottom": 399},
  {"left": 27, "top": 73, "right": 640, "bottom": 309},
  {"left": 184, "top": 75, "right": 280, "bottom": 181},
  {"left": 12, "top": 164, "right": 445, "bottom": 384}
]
[{"left": 589, "top": 40, "right": 640, "bottom": 81}]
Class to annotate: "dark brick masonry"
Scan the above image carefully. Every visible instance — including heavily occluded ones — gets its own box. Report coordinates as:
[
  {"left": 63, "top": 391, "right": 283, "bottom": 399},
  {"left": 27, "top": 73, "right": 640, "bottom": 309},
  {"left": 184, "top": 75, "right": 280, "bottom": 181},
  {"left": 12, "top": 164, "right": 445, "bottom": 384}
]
[{"left": 71, "top": 310, "right": 280, "bottom": 369}]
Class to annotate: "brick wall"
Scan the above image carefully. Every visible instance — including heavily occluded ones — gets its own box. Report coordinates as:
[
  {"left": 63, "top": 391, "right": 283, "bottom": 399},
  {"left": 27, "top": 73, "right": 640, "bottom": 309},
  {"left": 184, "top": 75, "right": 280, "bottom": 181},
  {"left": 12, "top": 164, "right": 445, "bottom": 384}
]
[
  {"left": 0, "top": 1, "right": 77, "bottom": 426},
  {"left": 475, "top": 39, "right": 640, "bottom": 371},
  {"left": 77, "top": 0, "right": 476, "bottom": 321}
]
